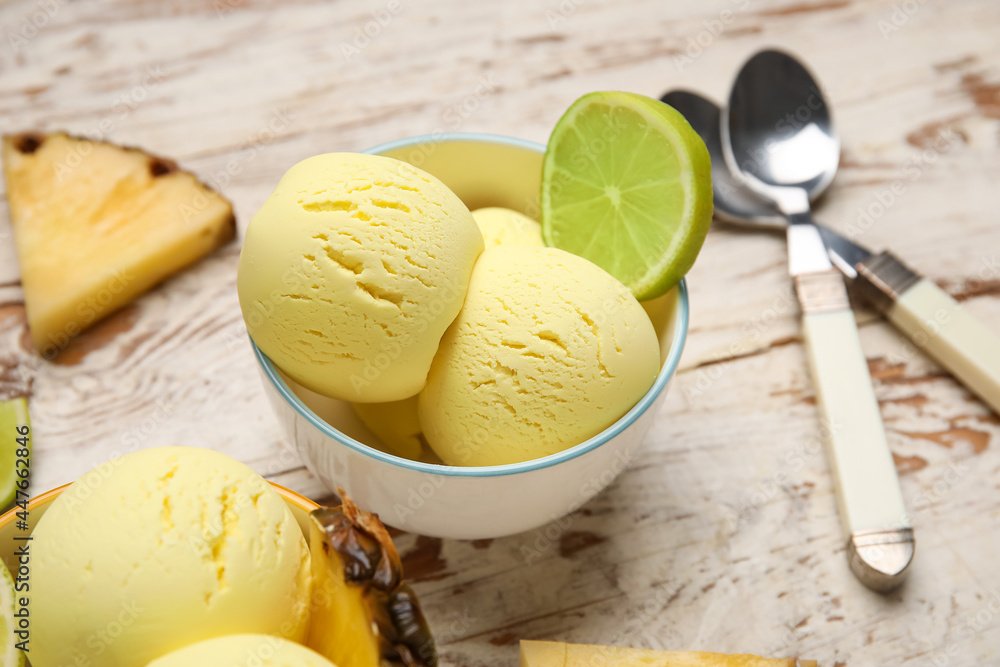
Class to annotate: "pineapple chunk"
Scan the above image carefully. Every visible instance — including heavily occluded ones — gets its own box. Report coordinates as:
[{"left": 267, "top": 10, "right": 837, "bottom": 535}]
[
  {"left": 520, "top": 641, "right": 816, "bottom": 667},
  {"left": 1, "top": 132, "right": 235, "bottom": 357},
  {"left": 307, "top": 491, "right": 436, "bottom": 667}
]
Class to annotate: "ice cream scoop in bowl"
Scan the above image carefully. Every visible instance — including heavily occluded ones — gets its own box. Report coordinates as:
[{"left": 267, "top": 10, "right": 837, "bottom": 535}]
[{"left": 249, "top": 134, "right": 689, "bottom": 540}]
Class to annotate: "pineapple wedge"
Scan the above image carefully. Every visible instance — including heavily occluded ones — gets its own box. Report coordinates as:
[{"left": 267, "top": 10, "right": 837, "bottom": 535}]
[
  {"left": 520, "top": 641, "right": 816, "bottom": 667},
  {"left": 307, "top": 491, "right": 436, "bottom": 667},
  {"left": 1, "top": 132, "right": 235, "bottom": 357}
]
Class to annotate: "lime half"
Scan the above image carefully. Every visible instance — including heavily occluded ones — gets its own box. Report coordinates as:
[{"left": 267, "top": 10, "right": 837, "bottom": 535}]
[
  {"left": 0, "top": 398, "right": 29, "bottom": 512},
  {"left": 541, "top": 91, "right": 713, "bottom": 300},
  {"left": 1, "top": 560, "right": 25, "bottom": 667}
]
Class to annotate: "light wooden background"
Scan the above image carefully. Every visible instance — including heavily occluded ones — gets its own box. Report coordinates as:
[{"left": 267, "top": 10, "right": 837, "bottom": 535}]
[{"left": 2, "top": 0, "right": 999, "bottom": 665}]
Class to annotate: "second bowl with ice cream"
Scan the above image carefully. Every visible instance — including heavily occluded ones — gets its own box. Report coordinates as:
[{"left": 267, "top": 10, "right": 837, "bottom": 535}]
[
  {"left": 245, "top": 133, "right": 690, "bottom": 540},
  {"left": 0, "top": 447, "right": 436, "bottom": 667}
]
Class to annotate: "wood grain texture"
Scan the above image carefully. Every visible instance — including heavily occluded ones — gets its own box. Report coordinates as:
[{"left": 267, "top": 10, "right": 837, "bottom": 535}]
[{"left": 1, "top": 0, "right": 999, "bottom": 664}]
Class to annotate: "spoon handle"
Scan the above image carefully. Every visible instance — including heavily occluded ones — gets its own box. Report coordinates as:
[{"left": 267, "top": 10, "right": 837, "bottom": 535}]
[
  {"left": 889, "top": 281, "right": 1000, "bottom": 412},
  {"left": 853, "top": 252, "right": 1000, "bottom": 415},
  {"left": 796, "top": 269, "right": 914, "bottom": 591}
]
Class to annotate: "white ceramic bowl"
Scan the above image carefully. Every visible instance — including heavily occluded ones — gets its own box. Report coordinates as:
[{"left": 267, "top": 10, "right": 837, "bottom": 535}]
[{"left": 251, "top": 133, "right": 689, "bottom": 540}]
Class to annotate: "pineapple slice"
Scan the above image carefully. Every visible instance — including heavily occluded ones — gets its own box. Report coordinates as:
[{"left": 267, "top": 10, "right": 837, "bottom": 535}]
[
  {"left": 307, "top": 491, "right": 436, "bottom": 667},
  {"left": 520, "top": 641, "right": 816, "bottom": 667},
  {"left": 1, "top": 132, "right": 235, "bottom": 357}
]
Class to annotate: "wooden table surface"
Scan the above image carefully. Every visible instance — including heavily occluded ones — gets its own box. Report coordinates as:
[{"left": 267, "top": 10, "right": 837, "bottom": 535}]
[{"left": 2, "top": 0, "right": 999, "bottom": 665}]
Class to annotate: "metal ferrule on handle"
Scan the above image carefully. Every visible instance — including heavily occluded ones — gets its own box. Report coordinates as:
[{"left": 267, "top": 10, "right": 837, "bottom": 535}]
[
  {"left": 794, "top": 268, "right": 851, "bottom": 314},
  {"left": 853, "top": 252, "right": 1000, "bottom": 415},
  {"left": 852, "top": 251, "right": 920, "bottom": 314}
]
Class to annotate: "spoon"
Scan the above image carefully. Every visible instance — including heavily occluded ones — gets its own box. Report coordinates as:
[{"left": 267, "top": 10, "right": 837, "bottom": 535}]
[
  {"left": 661, "top": 90, "right": 785, "bottom": 230},
  {"left": 662, "top": 89, "right": 859, "bottom": 250},
  {"left": 663, "top": 88, "right": 1000, "bottom": 418},
  {"left": 723, "top": 49, "right": 913, "bottom": 592}
]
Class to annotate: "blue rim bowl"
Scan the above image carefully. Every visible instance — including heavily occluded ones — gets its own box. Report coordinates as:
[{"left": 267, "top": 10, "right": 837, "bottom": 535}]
[{"left": 250, "top": 132, "right": 690, "bottom": 478}]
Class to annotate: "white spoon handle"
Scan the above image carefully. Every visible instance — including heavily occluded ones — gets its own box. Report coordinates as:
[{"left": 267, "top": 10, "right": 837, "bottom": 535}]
[
  {"left": 886, "top": 279, "right": 1000, "bottom": 414},
  {"left": 796, "top": 269, "right": 913, "bottom": 590}
]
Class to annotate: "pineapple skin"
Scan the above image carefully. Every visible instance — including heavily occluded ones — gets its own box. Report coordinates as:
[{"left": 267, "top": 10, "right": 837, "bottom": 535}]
[
  {"left": 306, "top": 493, "right": 437, "bottom": 667},
  {"left": 307, "top": 514, "right": 386, "bottom": 667},
  {"left": 519, "top": 641, "right": 817, "bottom": 667},
  {"left": 1, "top": 132, "right": 236, "bottom": 358}
]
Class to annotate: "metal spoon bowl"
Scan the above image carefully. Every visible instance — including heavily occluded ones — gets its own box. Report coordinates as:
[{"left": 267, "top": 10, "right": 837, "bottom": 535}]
[
  {"left": 662, "top": 89, "right": 843, "bottom": 248},
  {"left": 722, "top": 49, "right": 840, "bottom": 213}
]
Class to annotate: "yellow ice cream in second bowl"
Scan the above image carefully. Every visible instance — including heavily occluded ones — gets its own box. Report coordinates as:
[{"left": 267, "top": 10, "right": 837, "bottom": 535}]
[
  {"left": 30, "top": 447, "right": 312, "bottom": 667},
  {"left": 420, "top": 246, "right": 660, "bottom": 466},
  {"left": 238, "top": 153, "right": 484, "bottom": 403},
  {"left": 147, "top": 634, "right": 336, "bottom": 667}
]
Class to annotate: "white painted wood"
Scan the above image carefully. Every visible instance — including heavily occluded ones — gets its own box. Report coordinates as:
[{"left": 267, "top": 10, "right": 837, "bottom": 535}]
[{"left": 0, "top": 0, "right": 999, "bottom": 665}]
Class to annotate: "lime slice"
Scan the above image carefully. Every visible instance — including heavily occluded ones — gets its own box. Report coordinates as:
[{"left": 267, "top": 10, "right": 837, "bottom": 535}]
[
  {"left": 541, "top": 91, "right": 713, "bottom": 300},
  {"left": 0, "top": 398, "right": 29, "bottom": 512},
  {"left": 1, "top": 560, "right": 25, "bottom": 667}
]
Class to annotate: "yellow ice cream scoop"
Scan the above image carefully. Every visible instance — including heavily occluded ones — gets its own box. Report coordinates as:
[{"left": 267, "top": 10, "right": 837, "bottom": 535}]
[
  {"left": 352, "top": 207, "right": 542, "bottom": 461},
  {"left": 238, "top": 152, "right": 484, "bottom": 402},
  {"left": 147, "top": 634, "right": 337, "bottom": 667},
  {"left": 352, "top": 396, "right": 424, "bottom": 460},
  {"left": 471, "top": 207, "right": 543, "bottom": 249},
  {"left": 420, "top": 246, "right": 660, "bottom": 466},
  {"left": 31, "top": 447, "right": 312, "bottom": 667}
]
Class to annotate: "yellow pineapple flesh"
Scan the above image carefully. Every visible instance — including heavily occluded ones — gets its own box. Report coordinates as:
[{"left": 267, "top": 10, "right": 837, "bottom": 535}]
[
  {"left": 307, "top": 491, "right": 436, "bottom": 667},
  {"left": 520, "top": 641, "right": 816, "bottom": 667},
  {"left": 1, "top": 132, "right": 235, "bottom": 357}
]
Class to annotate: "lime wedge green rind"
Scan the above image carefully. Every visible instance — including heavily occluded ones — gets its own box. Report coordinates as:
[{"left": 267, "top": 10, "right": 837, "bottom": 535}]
[
  {"left": 541, "top": 91, "right": 713, "bottom": 300},
  {"left": 0, "top": 398, "right": 29, "bottom": 512}
]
